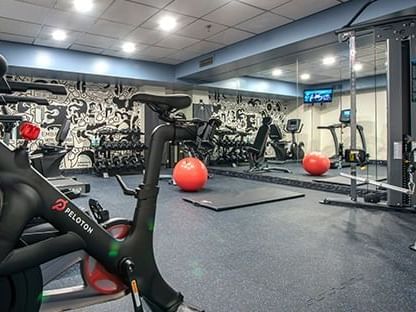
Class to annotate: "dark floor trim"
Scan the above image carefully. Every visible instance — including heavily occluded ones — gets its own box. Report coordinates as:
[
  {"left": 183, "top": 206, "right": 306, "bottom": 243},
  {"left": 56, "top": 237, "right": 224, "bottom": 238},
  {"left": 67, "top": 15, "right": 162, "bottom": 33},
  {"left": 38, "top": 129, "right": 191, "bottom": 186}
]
[
  {"left": 320, "top": 197, "right": 416, "bottom": 213},
  {"left": 63, "top": 167, "right": 94, "bottom": 175},
  {"left": 209, "top": 167, "right": 386, "bottom": 198}
]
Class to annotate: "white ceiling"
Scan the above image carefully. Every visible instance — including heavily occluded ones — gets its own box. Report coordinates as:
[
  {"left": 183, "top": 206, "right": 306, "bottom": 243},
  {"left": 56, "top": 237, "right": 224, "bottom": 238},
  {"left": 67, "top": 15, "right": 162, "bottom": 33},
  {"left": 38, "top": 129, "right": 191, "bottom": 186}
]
[{"left": 0, "top": 0, "right": 346, "bottom": 65}]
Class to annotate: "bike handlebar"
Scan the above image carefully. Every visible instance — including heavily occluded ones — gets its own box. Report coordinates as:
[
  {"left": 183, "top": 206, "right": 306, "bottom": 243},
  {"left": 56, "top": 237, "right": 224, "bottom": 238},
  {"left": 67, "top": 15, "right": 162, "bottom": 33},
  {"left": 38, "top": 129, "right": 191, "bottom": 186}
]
[{"left": 0, "top": 95, "right": 49, "bottom": 105}]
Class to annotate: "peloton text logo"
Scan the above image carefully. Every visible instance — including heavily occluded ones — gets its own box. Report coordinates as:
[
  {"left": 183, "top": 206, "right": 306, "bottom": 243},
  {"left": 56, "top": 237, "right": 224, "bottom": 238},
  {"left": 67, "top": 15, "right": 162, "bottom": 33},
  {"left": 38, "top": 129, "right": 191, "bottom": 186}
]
[{"left": 51, "top": 198, "right": 94, "bottom": 235}]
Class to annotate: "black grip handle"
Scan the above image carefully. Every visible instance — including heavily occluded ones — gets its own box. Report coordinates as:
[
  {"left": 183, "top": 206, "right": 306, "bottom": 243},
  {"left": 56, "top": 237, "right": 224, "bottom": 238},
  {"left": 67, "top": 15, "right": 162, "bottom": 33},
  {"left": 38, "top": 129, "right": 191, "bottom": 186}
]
[
  {"left": 0, "top": 95, "right": 49, "bottom": 105},
  {"left": 115, "top": 175, "right": 136, "bottom": 196},
  {"left": 5, "top": 81, "right": 67, "bottom": 95}
]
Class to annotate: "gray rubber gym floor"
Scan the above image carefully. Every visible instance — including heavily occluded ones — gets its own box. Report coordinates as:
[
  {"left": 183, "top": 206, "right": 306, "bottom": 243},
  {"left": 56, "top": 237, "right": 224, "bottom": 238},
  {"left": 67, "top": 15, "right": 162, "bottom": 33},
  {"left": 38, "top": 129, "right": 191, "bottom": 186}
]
[{"left": 67, "top": 173, "right": 416, "bottom": 312}]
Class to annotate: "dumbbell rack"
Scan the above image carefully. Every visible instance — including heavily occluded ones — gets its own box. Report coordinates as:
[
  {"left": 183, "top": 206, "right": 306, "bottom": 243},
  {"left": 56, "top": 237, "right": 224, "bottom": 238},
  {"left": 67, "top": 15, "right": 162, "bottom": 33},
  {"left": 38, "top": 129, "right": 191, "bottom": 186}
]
[{"left": 93, "top": 128, "right": 145, "bottom": 178}]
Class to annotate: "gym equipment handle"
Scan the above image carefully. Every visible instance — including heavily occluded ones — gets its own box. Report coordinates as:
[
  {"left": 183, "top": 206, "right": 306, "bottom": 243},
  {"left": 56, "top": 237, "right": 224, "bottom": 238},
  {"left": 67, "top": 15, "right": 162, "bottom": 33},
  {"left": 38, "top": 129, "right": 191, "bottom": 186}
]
[
  {"left": 0, "top": 95, "right": 49, "bottom": 105},
  {"left": 6, "top": 80, "right": 67, "bottom": 95},
  {"left": 116, "top": 175, "right": 136, "bottom": 196}
]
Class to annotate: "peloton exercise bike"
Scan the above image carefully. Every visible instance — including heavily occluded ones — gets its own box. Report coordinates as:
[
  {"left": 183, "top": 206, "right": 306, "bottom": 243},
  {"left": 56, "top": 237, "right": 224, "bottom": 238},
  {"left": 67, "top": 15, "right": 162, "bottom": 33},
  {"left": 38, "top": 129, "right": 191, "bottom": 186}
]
[
  {"left": 31, "top": 118, "right": 91, "bottom": 198},
  {"left": 0, "top": 55, "right": 202, "bottom": 312},
  {"left": 0, "top": 107, "right": 90, "bottom": 198}
]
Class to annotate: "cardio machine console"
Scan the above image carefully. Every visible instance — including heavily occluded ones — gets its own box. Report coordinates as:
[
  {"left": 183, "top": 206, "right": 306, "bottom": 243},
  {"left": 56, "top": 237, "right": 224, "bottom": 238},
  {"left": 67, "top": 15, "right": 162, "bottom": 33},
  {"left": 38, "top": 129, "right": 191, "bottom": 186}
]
[
  {"left": 339, "top": 109, "right": 351, "bottom": 124},
  {"left": 286, "top": 119, "right": 301, "bottom": 132}
]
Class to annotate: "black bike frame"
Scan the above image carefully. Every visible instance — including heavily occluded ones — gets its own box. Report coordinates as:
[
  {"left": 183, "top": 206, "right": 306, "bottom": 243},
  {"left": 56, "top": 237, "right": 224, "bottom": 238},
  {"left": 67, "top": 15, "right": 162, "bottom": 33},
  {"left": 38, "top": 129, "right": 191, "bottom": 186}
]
[{"left": 0, "top": 121, "right": 197, "bottom": 311}]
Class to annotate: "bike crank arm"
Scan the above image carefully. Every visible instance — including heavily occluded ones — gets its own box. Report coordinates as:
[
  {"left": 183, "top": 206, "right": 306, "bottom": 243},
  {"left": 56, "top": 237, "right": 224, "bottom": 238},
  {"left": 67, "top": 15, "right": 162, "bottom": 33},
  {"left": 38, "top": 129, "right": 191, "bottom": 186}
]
[{"left": 121, "top": 259, "right": 144, "bottom": 312}]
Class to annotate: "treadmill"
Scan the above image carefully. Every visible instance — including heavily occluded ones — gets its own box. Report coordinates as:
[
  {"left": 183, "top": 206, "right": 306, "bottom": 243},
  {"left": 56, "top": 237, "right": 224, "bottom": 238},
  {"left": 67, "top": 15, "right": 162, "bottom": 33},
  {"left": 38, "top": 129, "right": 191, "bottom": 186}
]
[{"left": 318, "top": 109, "right": 367, "bottom": 169}]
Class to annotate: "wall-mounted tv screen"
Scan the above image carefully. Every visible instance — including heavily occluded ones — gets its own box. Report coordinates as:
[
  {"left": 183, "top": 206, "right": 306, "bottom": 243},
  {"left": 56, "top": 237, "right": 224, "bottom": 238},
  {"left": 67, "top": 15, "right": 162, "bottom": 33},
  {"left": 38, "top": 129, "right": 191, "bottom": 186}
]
[{"left": 303, "top": 88, "right": 333, "bottom": 104}]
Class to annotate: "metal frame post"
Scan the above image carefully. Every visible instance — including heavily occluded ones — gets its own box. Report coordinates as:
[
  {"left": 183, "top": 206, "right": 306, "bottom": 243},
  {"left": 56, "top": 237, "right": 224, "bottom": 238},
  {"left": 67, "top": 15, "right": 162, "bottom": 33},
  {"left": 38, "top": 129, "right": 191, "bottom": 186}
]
[
  {"left": 349, "top": 31, "right": 358, "bottom": 201},
  {"left": 386, "top": 38, "right": 406, "bottom": 206},
  {"left": 410, "top": 36, "right": 416, "bottom": 206}
]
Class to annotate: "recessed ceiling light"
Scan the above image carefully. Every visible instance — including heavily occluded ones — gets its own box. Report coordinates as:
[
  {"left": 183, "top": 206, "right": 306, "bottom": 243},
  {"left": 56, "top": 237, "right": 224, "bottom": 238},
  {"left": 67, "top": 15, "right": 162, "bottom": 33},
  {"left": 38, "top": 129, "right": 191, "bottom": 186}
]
[
  {"left": 74, "top": 0, "right": 93, "bottom": 13},
  {"left": 353, "top": 63, "right": 363, "bottom": 71},
  {"left": 322, "top": 56, "right": 336, "bottom": 66},
  {"left": 159, "top": 16, "right": 177, "bottom": 32},
  {"left": 272, "top": 68, "right": 283, "bottom": 76},
  {"left": 52, "top": 29, "right": 67, "bottom": 41},
  {"left": 300, "top": 73, "right": 310, "bottom": 80},
  {"left": 122, "top": 42, "right": 136, "bottom": 53}
]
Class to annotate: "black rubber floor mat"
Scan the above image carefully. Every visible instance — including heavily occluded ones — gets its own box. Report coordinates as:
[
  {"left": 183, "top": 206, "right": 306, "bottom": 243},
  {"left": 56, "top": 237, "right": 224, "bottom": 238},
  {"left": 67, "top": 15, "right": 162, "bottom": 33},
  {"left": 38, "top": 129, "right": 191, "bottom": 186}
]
[{"left": 183, "top": 186, "right": 305, "bottom": 211}]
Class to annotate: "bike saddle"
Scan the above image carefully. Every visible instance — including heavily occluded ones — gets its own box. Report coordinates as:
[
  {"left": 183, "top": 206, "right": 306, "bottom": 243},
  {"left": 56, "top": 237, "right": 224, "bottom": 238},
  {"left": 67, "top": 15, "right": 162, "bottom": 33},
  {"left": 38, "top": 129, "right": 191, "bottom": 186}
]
[{"left": 130, "top": 93, "right": 191, "bottom": 111}]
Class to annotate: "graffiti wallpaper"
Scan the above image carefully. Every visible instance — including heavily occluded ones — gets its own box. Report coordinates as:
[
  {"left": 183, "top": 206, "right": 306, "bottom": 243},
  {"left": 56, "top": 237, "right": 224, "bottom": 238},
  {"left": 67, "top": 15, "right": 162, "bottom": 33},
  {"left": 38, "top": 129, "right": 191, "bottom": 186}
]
[
  {"left": 209, "top": 92, "right": 289, "bottom": 131},
  {"left": 5, "top": 76, "right": 144, "bottom": 169}
]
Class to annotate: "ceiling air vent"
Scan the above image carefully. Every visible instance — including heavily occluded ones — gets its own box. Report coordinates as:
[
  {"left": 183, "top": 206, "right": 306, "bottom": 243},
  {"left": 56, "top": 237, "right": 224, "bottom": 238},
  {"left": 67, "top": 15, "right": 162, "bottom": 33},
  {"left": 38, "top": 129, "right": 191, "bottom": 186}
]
[{"left": 199, "top": 56, "right": 214, "bottom": 68}]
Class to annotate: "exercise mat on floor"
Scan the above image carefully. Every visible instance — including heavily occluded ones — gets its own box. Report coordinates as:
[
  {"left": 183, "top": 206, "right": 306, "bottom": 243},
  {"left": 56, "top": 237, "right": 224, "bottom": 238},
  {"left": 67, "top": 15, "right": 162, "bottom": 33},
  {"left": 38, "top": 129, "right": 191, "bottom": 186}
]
[
  {"left": 313, "top": 175, "right": 387, "bottom": 186},
  {"left": 183, "top": 186, "right": 304, "bottom": 211}
]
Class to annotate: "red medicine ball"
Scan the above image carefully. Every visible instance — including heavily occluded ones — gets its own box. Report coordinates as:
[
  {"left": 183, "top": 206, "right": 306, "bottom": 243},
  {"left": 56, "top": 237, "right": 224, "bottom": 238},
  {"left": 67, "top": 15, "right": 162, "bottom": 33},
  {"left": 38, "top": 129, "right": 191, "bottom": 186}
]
[
  {"left": 302, "top": 152, "right": 330, "bottom": 176},
  {"left": 173, "top": 157, "right": 208, "bottom": 192}
]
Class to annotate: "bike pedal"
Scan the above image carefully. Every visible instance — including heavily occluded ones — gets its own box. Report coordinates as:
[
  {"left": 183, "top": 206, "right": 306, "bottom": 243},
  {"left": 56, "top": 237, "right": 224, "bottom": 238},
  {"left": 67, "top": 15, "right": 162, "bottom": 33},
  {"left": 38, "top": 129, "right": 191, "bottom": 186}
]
[{"left": 88, "top": 199, "right": 110, "bottom": 224}]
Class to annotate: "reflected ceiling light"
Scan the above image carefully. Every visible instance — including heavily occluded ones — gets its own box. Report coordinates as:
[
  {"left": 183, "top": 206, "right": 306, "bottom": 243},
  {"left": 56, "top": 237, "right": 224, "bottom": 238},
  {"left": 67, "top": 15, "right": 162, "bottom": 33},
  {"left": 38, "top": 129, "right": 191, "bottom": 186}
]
[
  {"left": 159, "top": 16, "right": 177, "bottom": 32},
  {"left": 36, "top": 52, "right": 51, "bottom": 67},
  {"left": 94, "top": 60, "right": 108, "bottom": 74},
  {"left": 52, "top": 29, "right": 67, "bottom": 41},
  {"left": 74, "top": 0, "right": 93, "bottom": 13},
  {"left": 353, "top": 63, "right": 363, "bottom": 71},
  {"left": 300, "top": 73, "right": 310, "bottom": 80},
  {"left": 257, "top": 81, "right": 269, "bottom": 91},
  {"left": 122, "top": 42, "right": 136, "bottom": 53},
  {"left": 322, "top": 56, "right": 336, "bottom": 66},
  {"left": 272, "top": 68, "right": 283, "bottom": 76}
]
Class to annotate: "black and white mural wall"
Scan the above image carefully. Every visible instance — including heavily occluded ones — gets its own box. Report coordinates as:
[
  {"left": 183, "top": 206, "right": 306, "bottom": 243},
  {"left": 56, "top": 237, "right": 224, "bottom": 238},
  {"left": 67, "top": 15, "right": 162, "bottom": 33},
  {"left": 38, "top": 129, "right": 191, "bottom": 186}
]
[
  {"left": 207, "top": 92, "right": 289, "bottom": 130},
  {"left": 7, "top": 76, "right": 143, "bottom": 169}
]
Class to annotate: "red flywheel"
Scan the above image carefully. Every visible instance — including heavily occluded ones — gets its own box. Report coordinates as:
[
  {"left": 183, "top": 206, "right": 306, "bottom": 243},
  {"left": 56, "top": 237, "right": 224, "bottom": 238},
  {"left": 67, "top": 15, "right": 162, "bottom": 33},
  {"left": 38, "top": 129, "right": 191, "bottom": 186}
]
[{"left": 82, "top": 222, "right": 130, "bottom": 295}]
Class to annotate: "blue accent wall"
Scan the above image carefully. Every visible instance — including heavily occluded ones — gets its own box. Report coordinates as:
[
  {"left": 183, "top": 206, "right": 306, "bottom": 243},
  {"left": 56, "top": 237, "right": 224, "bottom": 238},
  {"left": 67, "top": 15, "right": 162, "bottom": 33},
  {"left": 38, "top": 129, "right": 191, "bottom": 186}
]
[{"left": 0, "top": 41, "right": 176, "bottom": 84}]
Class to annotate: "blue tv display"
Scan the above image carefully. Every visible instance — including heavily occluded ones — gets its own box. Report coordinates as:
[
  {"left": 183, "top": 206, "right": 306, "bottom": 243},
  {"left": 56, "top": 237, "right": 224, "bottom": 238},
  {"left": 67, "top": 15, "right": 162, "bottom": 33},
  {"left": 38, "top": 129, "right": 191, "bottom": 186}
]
[{"left": 303, "top": 88, "right": 333, "bottom": 104}]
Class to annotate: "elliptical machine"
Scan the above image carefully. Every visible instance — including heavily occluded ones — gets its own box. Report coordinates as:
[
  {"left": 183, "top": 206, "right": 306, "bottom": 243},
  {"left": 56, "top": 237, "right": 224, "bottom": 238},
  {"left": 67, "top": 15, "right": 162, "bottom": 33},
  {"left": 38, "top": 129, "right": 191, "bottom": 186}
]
[
  {"left": 0, "top": 55, "right": 203, "bottom": 312},
  {"left": 285, "top": 119, "right": 305, "bottom": 160},
  {"left": 269, "top": 119, "right": 305, "bottom": 162}
]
